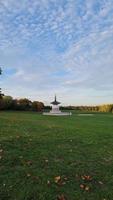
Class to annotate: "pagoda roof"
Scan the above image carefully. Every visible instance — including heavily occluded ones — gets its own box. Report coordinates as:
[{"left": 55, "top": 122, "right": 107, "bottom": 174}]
[{"left": 51, "top": 95, "right": 61, "bottom": 105}]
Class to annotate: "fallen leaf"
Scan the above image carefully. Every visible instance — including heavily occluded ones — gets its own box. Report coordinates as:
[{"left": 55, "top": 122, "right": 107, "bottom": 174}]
[
  {"left": 80, "top": 184, "right": 85, "bottom": 189},
  {"left": 0, "top": 149, "right": 3, "bottom": 153},
  {"left": 85, "top": 186, "right": 90, "bottom": 191},
  {"left": 16, "top": 136, "right": 20, "bottom": 139},
  {"left": 98, "top": 181, "right": 104, "bottom": 185},
  {"left": 26, "top": 160, "right": 33, "bottom": 165},
  {"left": 57, "top": 194, "right": 67, "bottom": 200},
  {"left": 58, "top": 181, "right": 66, "bottom": 186},
  {"left": 54, "top": 176, "right": 61, "bottom": 183},
  {"left": 64, "top": 177, "right": 68, "bottom": 181},
  {"left": 81, "top": 176, "right": 85, "bottom": 180},
  {"left": 27, "top": 173, "right": 31, "bottom": 177},
  {"left": 81, "top": 175, "right": 92, "bottom": 181},
  {"left": 85, "top": 175, "right": 92, "bottom": 180},
  {"left": 47, "top": 180, "right": 51, "bottom": 186}
]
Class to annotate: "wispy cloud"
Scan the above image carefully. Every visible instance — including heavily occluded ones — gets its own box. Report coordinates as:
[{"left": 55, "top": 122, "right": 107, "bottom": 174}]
[{"left": 0, "top": 0, "right": 113, "bottom": 105}]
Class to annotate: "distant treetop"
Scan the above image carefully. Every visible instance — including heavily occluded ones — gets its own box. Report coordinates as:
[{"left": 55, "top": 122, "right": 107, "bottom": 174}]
[{"left": 0, "top": 67, "right": 2, "bottom": 75}]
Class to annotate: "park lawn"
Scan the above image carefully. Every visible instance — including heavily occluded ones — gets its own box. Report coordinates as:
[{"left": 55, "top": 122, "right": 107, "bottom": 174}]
[{"left": 0, "top": 111, "right": 113, "bottom": 200}]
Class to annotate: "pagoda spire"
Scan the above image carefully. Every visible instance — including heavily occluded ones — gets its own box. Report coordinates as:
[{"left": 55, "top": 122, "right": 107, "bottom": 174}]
[
  {"left": 55, "top": 94, "right": 57, "bottom": 101},
  {"left": 51, "top": 94, "right": 60, "bottom": 105}
]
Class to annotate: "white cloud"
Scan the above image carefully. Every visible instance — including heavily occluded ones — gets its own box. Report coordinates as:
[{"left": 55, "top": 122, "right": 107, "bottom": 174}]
[{"left": 0, "top": 0, "right": 113, "bottom": 105}]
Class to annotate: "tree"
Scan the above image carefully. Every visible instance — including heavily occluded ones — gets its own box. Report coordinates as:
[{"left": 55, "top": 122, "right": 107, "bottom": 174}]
[
  {"left": 32, "top": 101, "right": 44, "bottom": 112},
  {"left": 99, "top": 104, "right": 113, "bottom": 112},
  {"left": 17, "top": 98, "right": 32, "bottom": 110},
  {"left": 0, "top": 67, "right": 4, "bottom": 99},
  {"left": 11, "top": 99, "right": 19, "bottom": 110},
  {"left": 2, "top": 96, "right": 13, "bottom": 110}
]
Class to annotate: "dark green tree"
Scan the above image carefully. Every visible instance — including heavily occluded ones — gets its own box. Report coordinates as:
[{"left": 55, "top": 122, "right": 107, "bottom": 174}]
[
  {"left": 2, "top": 96, "right": 13, "bottom": 110},
  {"left": 17, "top": 98, "right": 32, "bottom": 110},
  {"left": 0, "top": 67, "right": 4, "bottom": 99}
]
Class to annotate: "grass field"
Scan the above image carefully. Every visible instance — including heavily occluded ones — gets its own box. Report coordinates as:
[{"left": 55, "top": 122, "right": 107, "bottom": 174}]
[{"left": 0, "top": 111, "right": 113, "bottom": 200}]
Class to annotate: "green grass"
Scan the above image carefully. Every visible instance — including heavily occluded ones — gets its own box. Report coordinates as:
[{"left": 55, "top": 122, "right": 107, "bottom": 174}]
[{"left": 0, "top": 111, "right": 113, "bottom": 200}]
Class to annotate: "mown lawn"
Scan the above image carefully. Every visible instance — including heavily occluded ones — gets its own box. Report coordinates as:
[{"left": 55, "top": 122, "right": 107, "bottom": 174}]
[{"left": 0, "top": 111, "right": 113, "bottom": 200}]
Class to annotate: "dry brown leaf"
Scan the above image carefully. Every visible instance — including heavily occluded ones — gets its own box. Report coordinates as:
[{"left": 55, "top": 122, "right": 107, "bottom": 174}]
[
  {"left": 81, "top": 175, "right": 92, "bottom": 181},
  {"left": 57, "top": 194, "right": 67, "bottom": 200},
  {"left": 54, "top": 176, "right": 61, "bottom": 183},
  {"left": 80, "top": 184, "right": 85, "bottom": 189}
]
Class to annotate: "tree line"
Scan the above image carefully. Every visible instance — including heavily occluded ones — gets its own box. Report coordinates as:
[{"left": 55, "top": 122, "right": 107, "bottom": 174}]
[
  {"left": 0, "top": 96, "right": 113, "bottom": 113},
  {"left": 61, "top": 105, "right": 113, "bottom": 113},
  {"left": 0, "top": 96, "right": 44, "bottom": 112}
]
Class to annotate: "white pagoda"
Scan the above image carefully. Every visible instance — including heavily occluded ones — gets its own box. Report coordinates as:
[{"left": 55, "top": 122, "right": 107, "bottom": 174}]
[
  {"left": 50, "top": 95, "right": 61, "bottom": 114},
  {"left": 43, "top": 95, "right": 71, "bottom": 116}
]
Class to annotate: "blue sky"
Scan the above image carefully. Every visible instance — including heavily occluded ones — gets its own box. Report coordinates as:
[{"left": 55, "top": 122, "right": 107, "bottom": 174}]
[{"left": 0, "top": 0, "right": 113, "bottom": 105}]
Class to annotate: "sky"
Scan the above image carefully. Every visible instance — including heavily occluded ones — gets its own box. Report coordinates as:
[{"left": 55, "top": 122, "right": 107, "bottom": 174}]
[{"left": 0, "top": 0, "right": 113, "bottom": 106}]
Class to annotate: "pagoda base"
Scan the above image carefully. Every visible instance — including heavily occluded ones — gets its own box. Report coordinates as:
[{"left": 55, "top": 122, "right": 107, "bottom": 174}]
[
  {"left": 43, "top": 112, "right": 72, "bottom": 116},
  {"left": 50, "top": 110, "right": 61, "bottom": 114}
]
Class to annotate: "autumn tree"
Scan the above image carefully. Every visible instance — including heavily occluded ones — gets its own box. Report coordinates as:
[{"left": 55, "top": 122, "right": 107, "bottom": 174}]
[
  {"left": 17, "top": 98, "right": 32, "bottom": 110},
  {"left": 99, "top": 104, "right": 113, "bottom": 112},
  {"left": 32, "top": 101, "right": 44, "bottom": 112}
]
